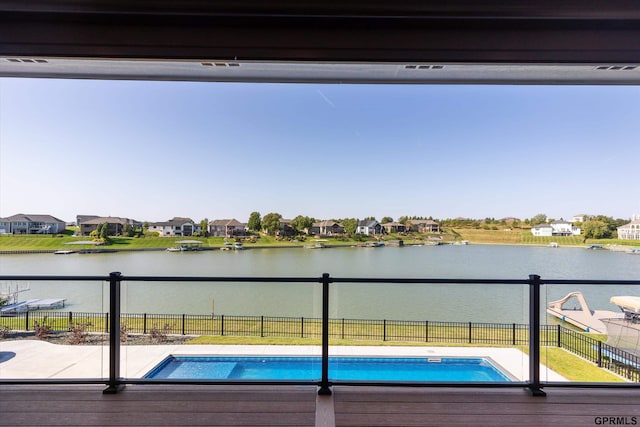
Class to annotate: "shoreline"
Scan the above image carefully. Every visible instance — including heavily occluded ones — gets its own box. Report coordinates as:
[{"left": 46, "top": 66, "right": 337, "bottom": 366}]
[{"left": 0, "top": 240, "right": 630, "bottom": 255}]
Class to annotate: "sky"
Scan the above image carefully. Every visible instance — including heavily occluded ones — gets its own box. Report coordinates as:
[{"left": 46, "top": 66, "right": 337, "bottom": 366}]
[{"left": 0, "top": 78, "right": 639, "bottom": 224}]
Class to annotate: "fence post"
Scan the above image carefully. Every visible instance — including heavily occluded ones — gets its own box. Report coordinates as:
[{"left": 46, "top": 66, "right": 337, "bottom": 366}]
[
  {"left": 468, "top": 322, "right": 472, "bottom": 344},
  {"left": 143, "top": 313, "right": 147, "bottom": 334},
  {"left": 557, "top": 325, "right": 561, "bottom": 348},
  {"left": 528, "top": 274, "right": 545, "bottom": 396},
  {"left": 341, "top": 318, "right": 345, "bottom": 340},
  {"left": 425, "top": 320, "right": 429, "bottom": 343},
  {"left": 383, "top": 320, "right": 387, "bottom": 342},
  {"left": 512, "top": 323, "right": 516, "bottom": 346},
  {"left": 261, "top": 316, "right": 264, "bottom": 338},
  {"left": 221, "top": 314, "right": 225, "bottom": 336},
  {"left": 68, "top": 311, "right": 73, "bottom": 331},
  {"left": 105, "top": 312, "right": 109, "bottom": 333},
  {"left": 301, "top": 317, "right": 304, "bottom": 338},
  {"left": 318, "top": 273, "right": 332, "bottom": 396},
  {"left": 182, "top": 314, "right": 186, "bottom": 335},
  {"left": 25, "top": 311, "right": 29, "bottom": 331},
  {"left": 104, "top": 271, "right": 124, "bottom": 394},
  {"left": 597, "top": 341, "right": 602, "bottom": 367}
]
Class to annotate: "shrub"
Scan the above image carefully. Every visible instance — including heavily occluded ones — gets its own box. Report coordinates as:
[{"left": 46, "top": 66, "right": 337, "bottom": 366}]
[
  {"left": 34, "top": 318, "right": 52, "bottom": 339},
  {"left": 149, "top": 323, "right": 171, "bottom": 343},
  {"left": 0, "top": 325, "right": 10, "bottom": 338},
  {"left": 120, "top": 324, "right": 128, "bottom": 343},
  {"left": 67, "top": 322, "right": 91, "bottom": 344}
]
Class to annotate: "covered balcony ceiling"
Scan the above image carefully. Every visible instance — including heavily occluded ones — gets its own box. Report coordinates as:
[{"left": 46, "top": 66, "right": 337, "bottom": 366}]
[{"left": 2, "top": 1, "right": 640, "bottom": 84}]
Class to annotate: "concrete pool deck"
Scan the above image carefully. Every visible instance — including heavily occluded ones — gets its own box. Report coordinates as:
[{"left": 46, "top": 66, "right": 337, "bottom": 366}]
[{"left": 0, "top": 340, "right": 566, "bottom": 381}]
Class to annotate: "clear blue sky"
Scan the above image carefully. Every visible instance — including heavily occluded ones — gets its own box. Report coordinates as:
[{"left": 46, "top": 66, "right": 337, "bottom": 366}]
[{"left": 1, "top": 78, "right": 638, "bottom": 224}]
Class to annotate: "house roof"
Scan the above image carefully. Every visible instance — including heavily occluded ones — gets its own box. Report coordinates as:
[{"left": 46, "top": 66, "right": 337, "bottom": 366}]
[
  {"left": 551, "top": 220, "right": 571, "bottom": 225},
  {"left": 358, "top": 220, "right": 379, "bottom": 227},
  {"left": 408, "top": 219, "right": 438, "bottom": 225},
  {"left": 532, "top": 223, "right": 553, "bottom": 229},
  {"left": 313, "top": 220, "right": 342, "bottom": 227},
  {"left": 81, "top": 216, "right": 139, "bottom": 225},
  {"left": 383, "top": 222, "right": 405, "bottom": 227},
  {"left": 1, "top": 213, "right": 65, "bottom": 223},
  {"left": 619, "top": 219, "right": 640, "bottom": 228},
  {"left": 150, "top": 217, "right": 195, "bottom": 226},
  {"left": 209, "top": 219, "right": 244, "bottom": 227}
]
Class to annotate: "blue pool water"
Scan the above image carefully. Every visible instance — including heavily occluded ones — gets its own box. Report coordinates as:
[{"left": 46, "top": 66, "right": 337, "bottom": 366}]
[{"left": 144, "top": 356, "right": 513, "bottom": 382}]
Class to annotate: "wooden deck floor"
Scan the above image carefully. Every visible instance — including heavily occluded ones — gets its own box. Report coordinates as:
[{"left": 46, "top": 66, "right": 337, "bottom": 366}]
[{"left": 1, "top": 385, "right": 640, "bottom": 426}]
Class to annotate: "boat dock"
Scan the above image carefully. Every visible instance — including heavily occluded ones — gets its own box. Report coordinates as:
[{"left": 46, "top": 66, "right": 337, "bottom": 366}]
[
  {"left": 546, "top": 291, "right": 621, "bottom": 334},
  {"left": 0, "top": 298, "right": 66, "bottom": 315}
]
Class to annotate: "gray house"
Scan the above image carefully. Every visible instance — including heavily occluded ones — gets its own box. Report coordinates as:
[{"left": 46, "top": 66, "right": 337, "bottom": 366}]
[
  {"left": 79, "top": 216, "right": 141, "bottom": 236},
  {"left": 0, "top": 213, "right": 66, "bottom": 235}
]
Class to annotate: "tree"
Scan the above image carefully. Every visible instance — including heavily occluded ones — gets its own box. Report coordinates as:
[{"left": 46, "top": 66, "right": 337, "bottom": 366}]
[
  {"left": 247, "top": 212, "right": 261, "bottom": 232},
  {"left": 340, "top": 218, "right": 358, "bottom": 235},
  {"left": 99, "top": 222, "right": 109, "bottom": 239},
  {"left": 199, "top": 218, "right": 209, "bottom": 237},
  {"left": 291, "top": 215, "right": 315, "bottom": 233},
  {"left": 530, "top": 214, "right": 547, "bottom": 225},
  {"left": 262, "top": 212, "right": 282, "bottom": 235},
  {"left": 583, "top": 220, "right": 611, "bottom": 239},
  {"left": 381, "top": 216, "right": 393, "bottom": 224}
]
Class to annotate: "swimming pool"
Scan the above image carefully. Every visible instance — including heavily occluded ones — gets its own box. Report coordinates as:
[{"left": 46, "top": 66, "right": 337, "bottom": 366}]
[{"left": 144, "top": 356, "right": 513, "bottom": 382}]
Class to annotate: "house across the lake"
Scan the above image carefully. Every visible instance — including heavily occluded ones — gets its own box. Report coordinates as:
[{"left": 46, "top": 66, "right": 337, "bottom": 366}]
[
  {"left": 208, "top": 219, "right": 246, "bottom": 237},
  {"left": 618, "top": 218, "right": 640, "bottom": 240},
  {"left": 407, "top": 219, "right": 440, "bottom": 233},
  {"left": 147, "top": 217, "right": 196, "bottom": 237},
  {"left": 309, "top": 220, "right": 345, "bottom": 237},
  {"left": 0, "top": 214, "right": 66, "bottom": 235},
  {"left": 78, "top": 216, "right": 142, "bottom": 236},
  {"left": 355, "top": 220, "right": 384, "bottom": 236}
]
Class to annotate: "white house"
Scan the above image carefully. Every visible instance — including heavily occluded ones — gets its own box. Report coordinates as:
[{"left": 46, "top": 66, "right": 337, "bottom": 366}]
[
  {"left": 355, "top": 220, "right": 384, "bottom": 235},
  {"left": 572, "top": 214, "right": 590, "bottom": 223},
  {"left": 617, "top": 219, "right": 640, "bottom": 240},
  {"left": 148, "top": 217, "right": 196, "bottom": 237},
  {"left": 0, "top": 213, "right": 66, "bottom": 235},
  {"left": 531, "top": 223, "right": 553, "bottom": 237},
  {"left": 550, "top": 220, "right": 581, "bottom": 236}
]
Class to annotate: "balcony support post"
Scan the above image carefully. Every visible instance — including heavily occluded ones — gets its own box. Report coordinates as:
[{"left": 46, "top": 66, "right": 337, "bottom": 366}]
[
  {"left": 318, "top": 273, "right": 332, "bottom": 396},
  {"left": 104, "top": 271, "right": 125, "bottom": 394},
  {"left": 528, "top": 274, "right": 546, "bottom": 396}
]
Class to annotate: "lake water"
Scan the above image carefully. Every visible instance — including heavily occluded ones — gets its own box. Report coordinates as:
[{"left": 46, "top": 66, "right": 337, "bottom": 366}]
[{"left": 1, "top": 244, "right": 639, "bottom": 323}]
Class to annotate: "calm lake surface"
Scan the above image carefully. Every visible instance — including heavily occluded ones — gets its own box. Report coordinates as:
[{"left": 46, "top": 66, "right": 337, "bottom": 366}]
[{"left": 1, "top": 244, "right": 639, "bottom": 323}]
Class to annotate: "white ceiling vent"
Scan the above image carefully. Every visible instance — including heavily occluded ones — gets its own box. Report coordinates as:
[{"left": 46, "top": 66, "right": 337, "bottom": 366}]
[
  {"left": 404, "top": 65, "right": 444, "bottom": 70},
  {"left": 595, "top": 65, "right": 637, "bottom": 71},
  {"left": 7, "top": 58, "right": 48, "bottom": 64},
  {"left": 201, "top": 62, "right": 240, "bottom": 68}
]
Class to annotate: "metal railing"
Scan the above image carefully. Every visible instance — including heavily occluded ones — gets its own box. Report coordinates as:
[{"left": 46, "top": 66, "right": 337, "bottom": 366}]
[{"left": 1, "top": 272, "right": 640, "bottom": 395}]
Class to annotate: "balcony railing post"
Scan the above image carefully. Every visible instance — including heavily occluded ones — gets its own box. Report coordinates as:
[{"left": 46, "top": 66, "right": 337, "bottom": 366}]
[
  {"left": 318, "top": 273, "right": 332, "bottom": 396},
  {"left": 528, "top": 274, "right": 546, "bottom": 396},
  {"left": 104, "top": 271, "right": 124, "bottom": 394}
]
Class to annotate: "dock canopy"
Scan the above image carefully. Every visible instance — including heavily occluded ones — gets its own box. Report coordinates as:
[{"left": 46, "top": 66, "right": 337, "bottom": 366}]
[{"left": 611, "top": 296, "right": 640, "bottom": 319}]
